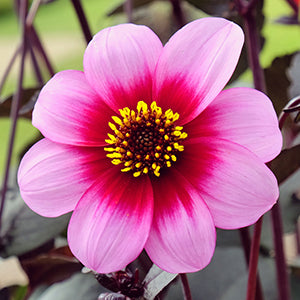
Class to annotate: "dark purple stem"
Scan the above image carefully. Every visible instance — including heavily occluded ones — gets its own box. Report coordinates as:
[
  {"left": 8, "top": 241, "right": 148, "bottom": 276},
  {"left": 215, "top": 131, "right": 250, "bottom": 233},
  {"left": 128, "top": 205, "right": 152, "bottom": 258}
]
[
  {"left": 28, "top": 26, "right": 55, "bottom": 76},
  {"left": 0, "top": 0, "right": 28, "bottom": 231},
  {"left": 71, "top": 0, "right": 92, "bottom": 44},
  {"left": 246, "top": 217, "right": 263, "bottom": 300},
  {"left": 124, "top": 0, "right": 133, "bottom": 23},
  {"left": 239, "top": 227, "right": 264, "bottom": 300},
  {"left": 286, "top": 0, "right": 298, "bottom": 14},
  {"left": 0, "top": 45, "right": 21, "bottom": 96},
  {"left": 28, "top": 40, "right": 44, "bottom": 85},
  {"left": 242, "top": 8, "right": 266, "bottom": 93},
  {"left": 180, "top": 273, "right": 192, "bottom": 300},
  {"left": 170, "top": 0, "right": 186, "bottom": 28},
  {"left": 271, "top": 202, "right": 291, "bottom": 300}
]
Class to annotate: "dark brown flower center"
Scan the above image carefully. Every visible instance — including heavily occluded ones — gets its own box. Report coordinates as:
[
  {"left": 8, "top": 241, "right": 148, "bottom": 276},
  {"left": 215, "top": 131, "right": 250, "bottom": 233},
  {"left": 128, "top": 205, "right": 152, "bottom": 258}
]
[{"left": 104, "top": 101, "right": 187, "bottom": 177}]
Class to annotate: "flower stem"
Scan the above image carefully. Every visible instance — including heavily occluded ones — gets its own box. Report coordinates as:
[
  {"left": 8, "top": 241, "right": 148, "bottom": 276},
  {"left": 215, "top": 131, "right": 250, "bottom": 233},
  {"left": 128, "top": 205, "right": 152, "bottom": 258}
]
[
  {"left": 246, "top": 217, "right": 263, "bottom": 300},
  {"left": 0, "top": 45, "right": 21, "bottom": 96},
  {"left": 28, "top": 41, "right": 44, "bottom": 86},
  {"left": 242, "top": 8, "right": 266, "bottom": 93},
  {"left": 170, "top": 0, "right": 186, "bottom": 28},
  {"left": 239, "top": 227, "right": 264, "bottom": 300},
  {"left": 180, "top": 273, "right": 192, "bottom": 300},
  {"left": 271, "top": 201, "right": 291, "bottom": 300},
  {"left": 0, "top": 0, "right": 28, "bottom": 231},
  {"left": 28, "top": 26, "right": 55, "bottom": 76},
  {"left": 71, "top": 0, "right": 92, "bottom": 44},
  {"left": 124, "top": 0, "right": 133, "bottom": 23}
]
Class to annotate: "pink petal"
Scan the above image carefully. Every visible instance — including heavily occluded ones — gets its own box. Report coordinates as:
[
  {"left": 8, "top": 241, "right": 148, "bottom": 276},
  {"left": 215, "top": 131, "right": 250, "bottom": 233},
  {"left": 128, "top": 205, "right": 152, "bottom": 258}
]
[
  {"left": 17, "top": 139, "right": 108, "bottom": 217},
  {"left": 33, "top": 70, "right": 114, "bottom": 147},
  {"left": 84, "top": 24, "right": 163, "bottom": 112},
  {"left": 153, "top": 17, "right": 244, "bottom": 124},
  {"left": 68, "top": 170, "right": 153, "bottom": 273},
  {"left": 185, "top": 87, "right": 282, "bottom": 162},
  {"left": 177, "top": 137, "right": 279, "bottom": 229},
  {"left": 145, "top": 169, "right": 216, "bottom": 273}
]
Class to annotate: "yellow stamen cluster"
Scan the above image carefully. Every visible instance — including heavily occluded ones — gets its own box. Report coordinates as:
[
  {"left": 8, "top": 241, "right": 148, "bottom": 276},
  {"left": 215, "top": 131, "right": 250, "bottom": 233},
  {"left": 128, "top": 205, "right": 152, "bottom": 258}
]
[{"left": 104, "top": 101, "right": 187, "bottom": 177}]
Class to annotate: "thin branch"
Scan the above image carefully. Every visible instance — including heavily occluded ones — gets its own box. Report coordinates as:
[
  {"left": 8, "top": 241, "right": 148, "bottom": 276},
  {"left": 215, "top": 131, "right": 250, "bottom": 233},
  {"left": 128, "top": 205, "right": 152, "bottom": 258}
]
[
  {"left": 124, "top": 0, "right": 133, "bottom": 23},
  {"left": 27, "top": 26, "right": 55, "bottom": 76},
  {"left": 0, "top": 45, "right": 21, "bottom": 96},
  {"left": 242, "top": 8, "right": 266, "bottom": 93},
  {"left": 70, "top": 0, "right": 93, "bottom": 45},
  {"left": 28, "top": 39, "right": 44, "bottom": 85},
  {"left": 239, "top": 228, "right": 264, "bottom": 300},
  {"left": 180, "top": 273, "right": 192, "bottom": 300},
  {"left": 246, "top": 217, "right": 263, "bottom": 300},
  {"left": 0, "top": 0, "right": 28, "bottom": 230},
  {"left": 271, "top": 202, "right": 291, "bottom": 300},
  {"left": 170, "top": 0, "right": 186, "bottom": 28}
]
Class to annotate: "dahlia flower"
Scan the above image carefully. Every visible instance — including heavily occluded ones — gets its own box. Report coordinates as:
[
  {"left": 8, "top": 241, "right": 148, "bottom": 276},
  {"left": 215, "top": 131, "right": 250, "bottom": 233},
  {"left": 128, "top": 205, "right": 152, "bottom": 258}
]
[{"left": 18, "top": 18, "right": 282, "bottom": 274}]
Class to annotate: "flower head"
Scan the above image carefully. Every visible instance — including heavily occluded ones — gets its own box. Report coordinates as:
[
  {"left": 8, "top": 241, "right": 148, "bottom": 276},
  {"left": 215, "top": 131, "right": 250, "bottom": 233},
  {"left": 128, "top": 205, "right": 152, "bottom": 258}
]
[{"left": 18, "top": 18, "right": 282, "bottom": 274}]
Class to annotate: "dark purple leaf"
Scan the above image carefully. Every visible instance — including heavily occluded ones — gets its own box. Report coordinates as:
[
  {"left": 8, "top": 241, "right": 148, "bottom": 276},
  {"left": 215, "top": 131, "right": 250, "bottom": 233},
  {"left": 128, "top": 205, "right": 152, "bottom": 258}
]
[{"left": 0, "top": 87, "right": 40, "bottom": 119}]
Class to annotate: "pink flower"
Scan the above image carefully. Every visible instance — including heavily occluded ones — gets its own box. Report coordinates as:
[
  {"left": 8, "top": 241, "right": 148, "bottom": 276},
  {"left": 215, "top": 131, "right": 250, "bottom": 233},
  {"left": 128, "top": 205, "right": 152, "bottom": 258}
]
[{"left": 18, "top": 18, "right": 282, "bottom": 274}]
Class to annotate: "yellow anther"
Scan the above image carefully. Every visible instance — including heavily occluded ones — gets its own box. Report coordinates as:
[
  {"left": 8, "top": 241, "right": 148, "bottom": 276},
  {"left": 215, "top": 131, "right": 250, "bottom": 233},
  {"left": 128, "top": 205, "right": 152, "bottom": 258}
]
[
  {"left": 112, "top": 116, "right": 123, "bottom": 126},
  {"left": 152, "top": 163, "right": 157, "bottom": 170},
  {"left": 126, "top": 151, "right": 133, "bottom": 157},
  {"left": 180, "top": 132, "right": 188, "bottom": 139},
  {"left": 123, "top": 118, "right": 131, "bottom": 127},
  {"left": 125, "top": 132, "right": 130, "bottom": 138},
  {"left": 146, "top": 122, "right": 151, "bottom": 126},
  {"left": 111, "top": 159, "right": 122, "bottom": 165},
  {"left": 135, "top": 162, "right": 142, "bottom": 168},
  {"left": 119, "top": 108, "right": 130, "bottom": 119},
  {"left": 136, "top": 154, "right": 141, "bottom": 160},
  {"left": 173, "top": 113, "right": 179, "bottom": 121},
  {"left": 175, "top": 126, "right": 183, "bottom": 131},
  {"left": 145, "top": 154, "right": 150, "bottom": 160},
  {"left": 155, "top": 119, "right": 160, "bottom": 125},
  {"left": 124, "top": 160, "right": 133, "bottom": 167},
  {"left": 167, "top": 146, "right": 172, "bottom": 152},
  {"left": 137, "top": 101, "right": 148, "bottom": 114},
  {"left": 154, "top": 166, "right": 161, "bottom": 177},
  {"left": 164, "top": 154, "right": 170, "bottom": 160},
  {"left": 150, "top": 101, "right": 157, "bottom": 111},
  {"left": 173, "top": 131, "right": 181, "bottom": 136},
  {"left": 130, "top": 110, "right": 136, "bottom": 121},
  {"left": 115, "top": 130, "right": 124, "bottom": 139},
  {"left": 173, "top": 142, "right": 179, "bottom": 149},
  {"left": 107, "top": 133, "right": 117, "bottom": 142},
  {"left": 164, "top": 135, "right": 169, "bottom": 141},
  {"left": 178, "top": 145, "right": 184, "bottom": 151},
  {"left": 155, "top": 145, "right": 162, "bottom": 151},
  {"left": 105, "top": 139, "right": 115, "bottom": 144},
  {"left": 121, "top": 167, "right": 132, "bottom": 172},
  {"left": 155, "top": 153, "right": 160, "bottom": 158},
  {"left": 143, "top": 167, "right": 149, "bottom": 174},
  {"left": 136, "top": 116, "right": 141, "bottom": 123},
  {"left": 104, "top": 147, "right": 116, "bottom": 152},
  {"left": 159, "top": 128, "right": 165, "bottom": 134},
  {"left": 165, "top": 120, "right": 171, "bottom": 127},
  {"left": 122, "top": 140, "right": 128, "bottom": 147},
  {"left": 106, "top": 153, "right": 122, "bottom": 159},
  {"left": 171, "top": 155, "right": 177, "bottom": 162},
  {"left": 133, "top": 171, "right": 142, "bottom": 177},
  {"left": 166, "top": 161, "right": 172, "bottom": 167},
  {"left": 108, "top": 122, "right": 117, "bottom": 131}
]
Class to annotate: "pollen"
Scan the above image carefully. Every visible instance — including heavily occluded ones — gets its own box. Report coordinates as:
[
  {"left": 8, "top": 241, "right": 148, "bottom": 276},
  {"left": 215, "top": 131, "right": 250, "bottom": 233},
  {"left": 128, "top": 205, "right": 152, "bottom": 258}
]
[{"left": 104, "top": 101, "right": 187, "bottom": 177}]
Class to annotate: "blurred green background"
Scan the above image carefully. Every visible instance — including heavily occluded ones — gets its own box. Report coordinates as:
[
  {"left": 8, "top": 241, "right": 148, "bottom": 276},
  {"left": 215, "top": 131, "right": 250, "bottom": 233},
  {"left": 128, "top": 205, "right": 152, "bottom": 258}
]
[{"left": 0, "top": 0, "right": 299, "bottom": 175}]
